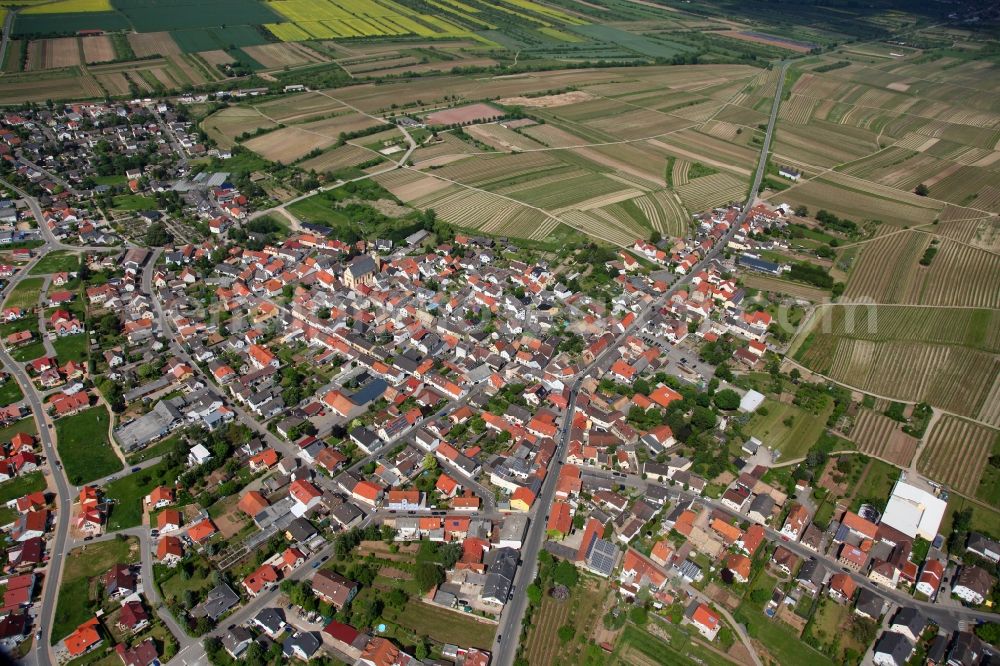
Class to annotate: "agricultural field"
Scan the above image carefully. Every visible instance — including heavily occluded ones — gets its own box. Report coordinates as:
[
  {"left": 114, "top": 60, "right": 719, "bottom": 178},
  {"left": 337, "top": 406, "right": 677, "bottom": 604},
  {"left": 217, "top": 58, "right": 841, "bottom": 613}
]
[
  {"left": 919, "top": 415, "right": 1000, "bottom": 498},
  {"left": 262, "top": 0, "right": 476, "bottom": 41},
  {"left": 796, "top": 330, "right": 999, "bottom": 427},
  {"left": 243, "top": 111, "right": 383, "bottom": 163},
  {"left": 26, "top": 38, "right": 81, "bottom": 70},
  {"left": 843, "top": 232, "right": 1000, "bottom": 309},
  {"left": 847, "top": 408, "right": 917, "bottom": 467},
  {"left": 794, "top": 303, "right": 1000, "bottom": 426},
  {"left": 201, "top": 107, "right": 277, "bottom": 148},
  {"left": 743, "top": 274, "right": 829, "bottom": 301}
]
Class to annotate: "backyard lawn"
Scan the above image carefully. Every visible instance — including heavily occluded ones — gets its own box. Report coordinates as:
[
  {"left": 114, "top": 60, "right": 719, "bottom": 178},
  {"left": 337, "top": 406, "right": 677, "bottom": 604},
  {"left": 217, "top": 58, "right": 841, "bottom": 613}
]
[
  {"left": 747, "top": 398, "right": 833, "bottom": 460},
  {"left": 0, "top": 470, "right": 45, "bottom": 504},
  {"left": 0, "top": 378, "right": 23, "bottom": 404},
  {"left": 29, "top": 250, "right": 82, "bottom": 275},
  {"left": 851, "top": 459, "right": 898, "bottom": 511},
  {"left": 55, "top": 407, "right": 122, "bottom": 485},
  {"left": 52, "top": 334, "right": 89, "bottom": 363},
  {"left": 112, "top": 195, "right": 158, "bottom": 211},
  {"left": 3, "top": 277, "right": 44, "bottom": 310},
  {"left": 10, "top": 339, "right": 47, "bottom": 362},
  {"left": 104, "top": 459, "right": 182, "bottom": 530},
  {"left": 736, "top": 599, "right": 836, "bottom": 666},
  {"left": 52, "top": 537, "right": 140, "bottom": 643},
  {"left": 0, "top": 418, "right": 37, "bottom": 442},
  {"left": 125, "top": 434, "right": 184, "bottom": 464},
  {"left": 156, "top": 554, "right": 215, "bottom": 607},
  {"left": 382, "top": 599, "right": 496, "bottom": 650}
]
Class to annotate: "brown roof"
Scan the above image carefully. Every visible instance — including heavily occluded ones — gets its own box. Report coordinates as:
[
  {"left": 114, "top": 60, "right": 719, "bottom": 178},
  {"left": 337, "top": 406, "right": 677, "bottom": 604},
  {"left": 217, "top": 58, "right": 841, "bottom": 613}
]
[{"left": 311, "top": 570, "right": 357, "bottom": 609}]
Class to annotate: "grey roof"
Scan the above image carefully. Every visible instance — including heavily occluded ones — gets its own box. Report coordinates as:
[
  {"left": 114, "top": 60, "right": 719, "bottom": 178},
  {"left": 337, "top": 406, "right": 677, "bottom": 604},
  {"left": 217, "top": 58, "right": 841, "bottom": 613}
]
[
  {"left": 253, "top": 607, "right": 286, "bottom": 634},
  {"left": 873, "top": 632, "right": 913, "bottom": 666},
  {"left": 286, "top": 516, "right": 318, "bottom": 541},
  {"left": 192, "top": 583, "right": 239, "bottom": 620},
  {"left": 483, "top": 547, "right": 518, "bottom": 602},
  {"left": 889, "top": 607, "right": 925, "bottom": 636},
  {"left": 115, "top": 400, "right": 182, "bottom": 450},
  {"left": 282, "top": 631, "right": 321, "bottom": 659},
  {"left": 348, "top": 255, "right": 377, "bottom": 279},
  {"left": 855, "top": 588, "right": 885, "bottom": 618},
  {"left": 221, "top": 626, "right": 253, "bottom": 656}
]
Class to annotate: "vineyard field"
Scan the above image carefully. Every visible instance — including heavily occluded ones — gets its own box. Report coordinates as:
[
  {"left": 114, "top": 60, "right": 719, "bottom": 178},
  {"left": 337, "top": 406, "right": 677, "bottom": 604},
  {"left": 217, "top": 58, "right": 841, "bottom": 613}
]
[{"left": 919, "top": 415, "right": 999, "bottom": 497}]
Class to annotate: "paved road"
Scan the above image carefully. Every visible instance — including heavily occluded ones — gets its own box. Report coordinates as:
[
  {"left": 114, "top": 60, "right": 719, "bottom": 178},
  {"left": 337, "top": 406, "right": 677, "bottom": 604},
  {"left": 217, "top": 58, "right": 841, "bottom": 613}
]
[
  {"left": 491, "top": 60, "right": 790, "bottom": 666},
  {"left": 0, "top": 182, "right": 123, "bottom": 666},
  {"left": 150, "top": 106, "right": 189, "bottom": 169},
  {"left": 15, "top": 153, "right": 80, "bottom": 197},
  {"left": 0, "top": 258, "right": 73, "bottom": 666},
  {"left": 0, "top": 11, "right": 14, "bottom": 78}
]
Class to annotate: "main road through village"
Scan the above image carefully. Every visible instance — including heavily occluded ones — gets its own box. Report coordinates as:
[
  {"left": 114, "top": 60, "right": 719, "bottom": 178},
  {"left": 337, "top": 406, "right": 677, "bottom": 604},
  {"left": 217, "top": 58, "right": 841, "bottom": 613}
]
[{"left": 490, "top": 61, "right": 790, "bottom": 666}]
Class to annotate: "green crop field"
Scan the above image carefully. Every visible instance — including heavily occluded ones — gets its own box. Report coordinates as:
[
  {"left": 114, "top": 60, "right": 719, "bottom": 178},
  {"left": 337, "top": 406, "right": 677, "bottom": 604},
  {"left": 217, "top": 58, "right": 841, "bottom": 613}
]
[
  {"left": 14, "top": 11, "right": 130, "bottom": 36},
  {"left": 115, "top": 0, "right": 281, "bottom": 31},
  {"left": 55, "top": 407, "right": 122, "bottom": 485},
  {"left": 170, "top": 25, "right": 270, "bottom": 52}
]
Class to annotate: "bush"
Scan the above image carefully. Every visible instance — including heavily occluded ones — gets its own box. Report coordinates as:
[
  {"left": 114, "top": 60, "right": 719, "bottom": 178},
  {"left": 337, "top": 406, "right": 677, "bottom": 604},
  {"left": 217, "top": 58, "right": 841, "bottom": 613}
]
[
  {"left": 629, "top": 606, "right": 648, "bottom": 625},
  {"left": 714, "top": 389, "right": 740, "bottom": 410}
]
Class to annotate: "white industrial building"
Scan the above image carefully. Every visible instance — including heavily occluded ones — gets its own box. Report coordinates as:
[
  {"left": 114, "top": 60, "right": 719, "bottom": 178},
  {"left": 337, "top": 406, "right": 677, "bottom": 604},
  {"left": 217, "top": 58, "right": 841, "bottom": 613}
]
[{"left": 879, "top": 478, "right": 947, "bottom": 541}]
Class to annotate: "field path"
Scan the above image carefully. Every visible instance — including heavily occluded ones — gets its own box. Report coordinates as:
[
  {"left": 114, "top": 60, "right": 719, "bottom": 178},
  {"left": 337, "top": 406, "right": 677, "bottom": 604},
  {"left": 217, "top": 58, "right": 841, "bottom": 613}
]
[
  {"left": 836, "top": 223, "right": 1000, "bottom": 257},
  {"left": 910, "top": 407, "right": 942, "bottom": 474}
]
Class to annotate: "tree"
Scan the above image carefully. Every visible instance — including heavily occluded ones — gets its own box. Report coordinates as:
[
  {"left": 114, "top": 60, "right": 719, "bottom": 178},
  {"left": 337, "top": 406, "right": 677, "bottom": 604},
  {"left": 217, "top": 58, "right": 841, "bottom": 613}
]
[
  {"left": 553, "top": 560, "right": 579, "bottom": 588},
  {"left": 415, "top": 562, "right": 444, "bottom": 592},
  {"left": 975, "top": 623, "right": 1000, "bottom": 645},
  {"left": 690, "top": 406, "right": 717, "bottom": 432},
  {"left": 245, "top": 641, "right": 266, "bottom": 666},
  {"left": 145, "top": 222, "right": 173, "bottom": 246},
  {"left": 713, "top": 389, "right": 740, "bottom": 411},
  {"left": 629, "top": 606, "right": 648, "bottom": 625},
  {"left": 914, "top": 183, "right": 929, "bottom": 196},
  {"left": 557, "top": 625, "right": 575, "bottom": 643},
  {"left": 526, "top": 583, "right": 542, "bottom": 605}
]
